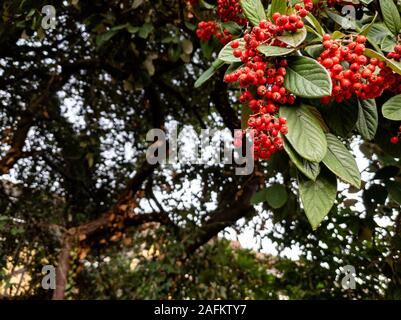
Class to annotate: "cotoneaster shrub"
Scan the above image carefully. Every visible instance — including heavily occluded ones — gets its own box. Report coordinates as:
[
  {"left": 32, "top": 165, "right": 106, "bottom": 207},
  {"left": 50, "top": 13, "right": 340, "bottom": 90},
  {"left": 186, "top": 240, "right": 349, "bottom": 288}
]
[{"left": 192, "top": 0, "right": 401, "bottom": 229}]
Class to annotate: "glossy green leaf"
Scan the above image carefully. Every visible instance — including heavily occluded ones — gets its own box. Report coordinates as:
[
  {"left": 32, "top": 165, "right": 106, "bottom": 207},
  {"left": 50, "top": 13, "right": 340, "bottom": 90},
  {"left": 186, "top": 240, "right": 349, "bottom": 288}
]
[
  {"left": 298, "top": 171, "right": 337, "bottom": 230},
  {"left": 194, "top": 59, "right": 225, "bottom": 88},
  {"left": 257, "top": 45, "right": 295, "bottom": 57},
  {"left": 382, "top": 94, "right": 401, "bottom": 120},
  {"left": 386, "top": 181, "right": 401, "bottom": 204},
  {"left": 265, "top": 184, "right": 288, "bottom": 209},
  {"left": 322, "top": 133, "right": 361, "bottom": 188},
  {"left": 284, "top": 139, "right": 321, "bottom": 181},
  {"left": 284, "top": 56, "right": 332, "bottom": 98},
  {"left": 270, "top": 0, "right": 288, "bottom": 18},
  {"left": 240, "top": 0, "right": 266, "bottom": 26},
  {"left": 280, "top": 104, "right": 327, "bottom": 162},
  {"left": 277, "top": 27, "right": 307, "bottom": 47},
  {"left": 379, "top": 0, "right": 401, "bottom": 35},
  {"left": 356, "top": 99, "right": 378, "bottom": 140},
  {"left": 321, "top": 98, "right": 359, "bottom": 137},
  {"left": 218, "top": 38, "right": 246, "bottom": 63},
  {"left": 359, "top": 11, "right": 379, "bottom": 36},
  {"left": 305, "top": 13, "right": 325, "bottom": 36}
]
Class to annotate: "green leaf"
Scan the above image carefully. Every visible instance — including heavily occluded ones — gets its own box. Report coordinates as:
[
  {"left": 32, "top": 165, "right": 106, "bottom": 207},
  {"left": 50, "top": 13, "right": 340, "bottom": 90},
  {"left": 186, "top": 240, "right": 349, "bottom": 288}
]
[
  {"left": 325, "top": 9, "right": 357, "bottom": 30},
  {"left": 257, "top": 45, "right": 295, "bottom": 57},
  {"left": 304, "top": 44, "right": 324, "bottom": 58},
  {"left": 251, "top": 188, "right": 267, "bottom": 204},
  {"left": 305, "top": 13, "right": 325, "bottom": 36},
  {"left": 382, "top": 94, "right": 401, "bottom": 120},
  {"left": 240, "top": 0, "right": 267, "bottom": 26},
  {"left": 221, "top": 21, "right": 243, "bottom": 35},
  {"left": 332, "top": 31, "right": 346, "bottom": 39},
  {"left": 284, "top": 138, "right": 321, "bottom": 181},
  {"left": 379, "top": 0, "right": 401, "bottom": 35},
  {"left": 96, "top": 30, "right": 118, "bottom": 47},
  {"left": 200, "top": 40, "right": 214, "bottom": 59},
  {"left": 284, "top": 56, "right": 332, "bottom": 98},
  {"left": 251, "top": 184, "right": 288, "bottom": 208},
  {"left": 356, "top": 99, "right": 378, "bottom": 140},
  {"left": 138, "top": 22, "right": 154, "bottom": 39},
  {"left": 270, "top": 0, "right": 288, "bottom": 18},
  {"left": 265, "top": 184, "right": 288, "bottom": 209},
  {"left": 368, "top": 22, "right": 393, "bottom": 43},
  {"left": 322, "top": 133, "right": 361, "bottom": 188},
  {"left": 194, "top": 59, "right": 225, "bottom": 88},
  {"left": 359, "top": 11, "right": 379, "bottom": 36},
  {"left": 308, "top": 105, "right": 330, "bottom": 133},
  {"left": 199, "top": 0, "right": 215, "bottom": 9},
  {"left": 381, "top": 35, "right": 397, "bottom": 52},
  {"left": 320, "top": 97, "right": 359, "bottom": 137},
  {"left": 298, "top": 171, "right": 337, "bottom": 230},
  {"left": 218, "top": 38, "right": 246, "bottom": 63},
  {"left": 280, "top": 104, "right": 328, "bottom": 162},
  {"left": 386, "top": 181, "right": 401, "bottom": 204},
  {"left": 277, "top": 27, "right": 307, "bottom": 47},
  {"left": 225, "top": 62, "right": 243, "bottom": 75}
]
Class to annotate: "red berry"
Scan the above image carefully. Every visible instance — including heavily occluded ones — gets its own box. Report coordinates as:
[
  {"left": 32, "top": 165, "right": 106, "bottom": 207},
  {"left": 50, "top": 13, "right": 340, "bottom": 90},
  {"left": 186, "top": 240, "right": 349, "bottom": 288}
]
[
  {"left": 323, "top": 34, "right": 331, "bottom": 41},
  {"left": 322, "top": 58, "right": 334, "bottom": 68},
  {"left": 231, "top": 40, "right": 239, "bottom": 49},
  {"left": 356, "top": 35, "right": 367, "bottom": 44},
  {"left": 272, "top": 12, "right": 281, "bottom": 21},
  {"left": 233, "top": 49, "right": 242, "bottom": 58}
]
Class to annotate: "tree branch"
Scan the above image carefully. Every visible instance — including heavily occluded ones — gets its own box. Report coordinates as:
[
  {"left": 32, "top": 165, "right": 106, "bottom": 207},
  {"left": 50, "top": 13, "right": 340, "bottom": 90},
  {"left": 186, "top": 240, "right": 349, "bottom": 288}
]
[{"left": 183, "top": 174, "right": 261, "bottom": 257}]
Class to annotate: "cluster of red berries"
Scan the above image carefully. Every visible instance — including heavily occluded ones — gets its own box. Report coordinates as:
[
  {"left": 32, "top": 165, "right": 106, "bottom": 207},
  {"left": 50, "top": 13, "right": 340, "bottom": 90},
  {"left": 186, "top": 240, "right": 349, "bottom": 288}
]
[
  {"left": 318, "top": 34, "right": 392, "bottom": 103},
  {"left": 386, "top": 44, "right": 401, "bottom": 144},
  {"left": 390, "top": 126, "right": 401, "bottom": 144},
  {"left": 196, "top": 21, "right": 218, "bottom": 42},
  {"left": 224, "top": 1, "right": 314, "bottom": 160},
  {"left": 196, "top": 21, "right": 234, "bottom": 44},
  {"left": 247, "top": 116, "right": 287, "bottom": 160},
  {"left": 385, "top": 44, "right": 401, "bottom": 94},
  {"left": 224, "top": 54, "right": 294, "bottom": 159},
  {"left": 387, "top": 44, "right": 401, "bottom": 61},
  {"left": 196, "top": 0, "right": 247, "bottom": 44},
  {"left": 216, "top": 0, "right": 247, "bottom": 26},
  {"left": 231, "top": 2, "right": 313, "bottom": 63}
]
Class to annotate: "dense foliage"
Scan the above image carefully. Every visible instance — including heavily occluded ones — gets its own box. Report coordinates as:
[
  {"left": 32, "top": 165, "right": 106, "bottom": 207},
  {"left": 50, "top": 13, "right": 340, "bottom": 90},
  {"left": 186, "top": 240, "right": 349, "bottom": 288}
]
[{"left": 0, "top": 0, "right": 400, "bottom": 300}]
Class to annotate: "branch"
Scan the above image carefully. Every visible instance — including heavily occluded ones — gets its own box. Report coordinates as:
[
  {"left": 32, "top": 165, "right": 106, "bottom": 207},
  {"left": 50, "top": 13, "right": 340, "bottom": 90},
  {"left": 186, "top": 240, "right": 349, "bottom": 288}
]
[
  {"left": 183, "top": 174, "right": 262, "bottom": 257},
  {"left": 0, "top": 113, "right": 33, "bottom": 174}
]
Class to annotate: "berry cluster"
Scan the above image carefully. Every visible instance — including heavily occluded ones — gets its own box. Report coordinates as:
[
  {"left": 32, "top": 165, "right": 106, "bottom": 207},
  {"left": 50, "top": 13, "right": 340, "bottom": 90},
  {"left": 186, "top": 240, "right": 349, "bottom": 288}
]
[
  {"left": 224, "top": 1, "right": 314, "bottom": 159},
  {"left": 217, "top": 0, "right": 247, "bottom": 26},
  {"left": 196, "top": 21, "right": 233, "bottom": 45},
  {"left": 385, "top": 44, "right": 401, "bottom": 94},
  {"left": 318, "top": 34, "right": 391, "bottom": 103},
  {"left": 196, "top": 0, "right": 247, "bottom": 45},
  {"left": 390, "top": 126, "right": 401, "bottom": 145},
  {"left": 387, "top": 44, "right": 401, "bottom": 61},
  {"left": 196, "top": 21, "right": 218, "bottom": 42},
  {"left": 231, "top": 2, "right": 313, "bottom": 63},
  {"left": 224, "top": 57, "right": 292, "bottom": 160}
]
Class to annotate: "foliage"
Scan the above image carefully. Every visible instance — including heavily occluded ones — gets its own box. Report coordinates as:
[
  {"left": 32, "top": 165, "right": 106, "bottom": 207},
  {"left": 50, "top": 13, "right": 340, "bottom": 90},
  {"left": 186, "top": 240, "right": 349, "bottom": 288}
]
[{"left": 0, "top": 0, "right": 400, "bottom": 300}]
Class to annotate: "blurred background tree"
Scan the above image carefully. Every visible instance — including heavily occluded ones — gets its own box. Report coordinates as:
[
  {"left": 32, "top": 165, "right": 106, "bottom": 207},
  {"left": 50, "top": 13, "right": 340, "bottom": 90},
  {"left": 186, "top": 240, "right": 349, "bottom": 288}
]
[{"left": 0, "top": 0, "right": 400, "bottom": 300}]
